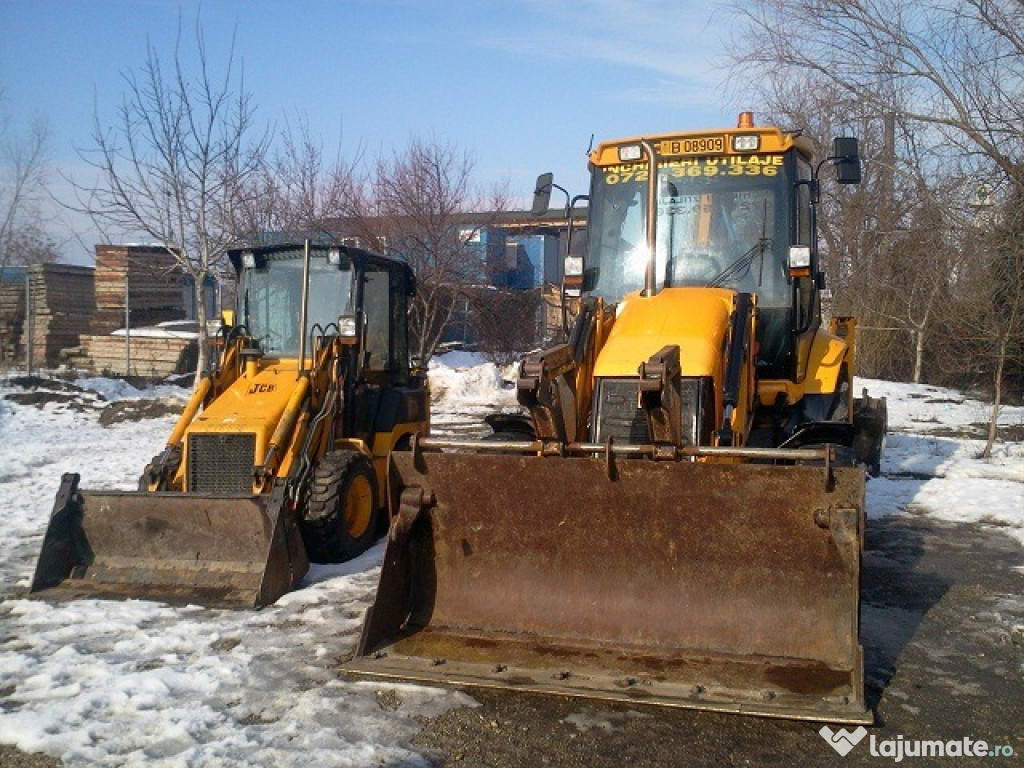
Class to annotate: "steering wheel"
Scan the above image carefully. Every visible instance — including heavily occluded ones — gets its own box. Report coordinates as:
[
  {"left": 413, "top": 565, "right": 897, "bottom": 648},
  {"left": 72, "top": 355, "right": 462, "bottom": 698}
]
[
  {"left": 259, "top": 329, "right": 286, "bottom": 354},
  {"left": 675, "top": 251, "right": 723, "bottom": 284}
]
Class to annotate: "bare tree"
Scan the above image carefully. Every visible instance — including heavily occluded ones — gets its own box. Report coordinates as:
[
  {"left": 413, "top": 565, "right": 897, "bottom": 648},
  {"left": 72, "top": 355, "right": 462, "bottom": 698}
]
[
  {"left": 346, "top": 137, "right": 507, "bottom": 364},
  {"left": 467, "top": 285, "right": 542, "bottom": 366},
  {"left": 948, "top": 186, "right": 1024, "bottom": 457},
  {"left": 74, "top": 21, "right": 268, "bottom": 382},
  {"left": 858, "top": 137, "right": 968, "bottom": 384},
  {"left": 730, "top": 1, "right": 1024, "bottom": 183},
  {"left": 233, "top": 118, "right": 359, "bottom": 244},
  {"left": 0, "top": 92, "right": 59, "bottom": 268},
  {"left": 726, "top": 77, "right": 949, "bottom": 381},
  {"left": 729, "top": 0, "right": 1024, "bottom": 395}
]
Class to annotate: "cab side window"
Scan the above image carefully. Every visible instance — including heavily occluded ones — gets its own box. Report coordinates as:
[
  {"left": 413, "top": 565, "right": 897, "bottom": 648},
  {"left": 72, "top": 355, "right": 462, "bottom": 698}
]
[
  {"left": 362, "top": 266, "right": 392, "bottom": 372},
  {"left": 794, "top": 159, "right": 816, "bottom": 331},
  {"left": 794, "top": 161, "right": 812, "bottom": 246},
  {"left": 389, "top": 268, "right": 410, "bottom": 381}
]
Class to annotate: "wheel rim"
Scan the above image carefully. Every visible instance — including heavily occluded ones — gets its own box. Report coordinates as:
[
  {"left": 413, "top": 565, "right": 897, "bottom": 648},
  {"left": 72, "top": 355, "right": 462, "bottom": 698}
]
[{"left": 344, "top": 474, "right": 373, "bottom": 538}]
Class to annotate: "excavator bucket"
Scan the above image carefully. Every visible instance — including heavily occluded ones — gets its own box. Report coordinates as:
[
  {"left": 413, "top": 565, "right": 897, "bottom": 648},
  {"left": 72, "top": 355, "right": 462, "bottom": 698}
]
[
  {"left": 29, "top": 474, "right": 308, "bottom": 608},
  {"left": 345, "top": 448, "right": 870, "bottom": 723}
]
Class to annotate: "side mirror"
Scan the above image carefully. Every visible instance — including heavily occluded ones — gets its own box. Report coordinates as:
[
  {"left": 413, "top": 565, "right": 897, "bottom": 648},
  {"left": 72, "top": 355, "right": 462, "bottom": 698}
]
[
  {"left": 532, "top": 172, "right": 554, "bottom": 215},
  {"left": 832, "top": 137, "right": 861, "bottom": 185}
]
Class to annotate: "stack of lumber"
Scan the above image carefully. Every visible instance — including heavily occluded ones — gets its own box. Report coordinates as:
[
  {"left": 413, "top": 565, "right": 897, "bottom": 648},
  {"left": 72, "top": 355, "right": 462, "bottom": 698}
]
[
  {"left": 27, "top": 264, "right": 95, "bottom": 367},
  {"left": 0, "top": 279, "right": 25, "bottom": 362},
  {"left": 92, "top": 245, "right": 185, "bottom": 333},
  {"left": 67, "top": 332, "right": 197, "bottom": 378}
]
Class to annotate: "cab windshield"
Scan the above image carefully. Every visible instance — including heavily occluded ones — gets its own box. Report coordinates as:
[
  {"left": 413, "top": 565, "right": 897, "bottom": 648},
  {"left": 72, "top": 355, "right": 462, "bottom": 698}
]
[
  {"left": 242, "top": 252, "right": 354, "bottom": 358},
  {"left": 587, "top": 155, "right": 794, "bottom": 308}
]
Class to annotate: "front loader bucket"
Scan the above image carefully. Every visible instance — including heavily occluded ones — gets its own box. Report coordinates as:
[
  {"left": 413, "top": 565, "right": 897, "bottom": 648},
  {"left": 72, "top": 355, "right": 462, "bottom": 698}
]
[
  {"left": 29, "top": 474, "right": 309, "bottom": 608},
  {"left": 345, "top": 449, "right": 869, "bottom": 723}
]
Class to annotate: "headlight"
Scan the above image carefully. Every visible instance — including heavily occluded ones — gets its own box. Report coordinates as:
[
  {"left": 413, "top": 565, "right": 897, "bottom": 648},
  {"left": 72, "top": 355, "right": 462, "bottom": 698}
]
[
  {"left": 732, "top": 135, "right": 760, "bottom": 152},
  {"left": 618, "top": 145, "right": 643, "bottom": 162},
  {"left": 564, "top": 256, "right": 584, "bottom": 277},
  {"left": 338, "top": 315, "right": 357, "bottom": 337},
  {"left": 327, "top": 247, "right": 341, "bottom": 265},
  {"left": 788, "top": 246, "right": 811, "bottom": 269},
  {"left": 241, "top": 251, "right": 256, "bottom": 268}
]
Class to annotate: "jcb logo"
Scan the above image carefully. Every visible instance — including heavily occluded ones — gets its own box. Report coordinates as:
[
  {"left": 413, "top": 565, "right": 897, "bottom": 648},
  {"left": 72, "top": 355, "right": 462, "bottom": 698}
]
[{"left": 247, "top": 383, "right": 276, "bottom": 394}]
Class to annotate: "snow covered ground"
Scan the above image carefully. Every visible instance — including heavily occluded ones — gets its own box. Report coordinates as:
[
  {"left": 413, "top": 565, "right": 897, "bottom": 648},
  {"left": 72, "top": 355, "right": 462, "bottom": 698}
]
[
  {"left": 0, "top": 356, "right": 1022, "bottom": 766},
  {"left": 864, "top": 379, "right": 1024, "bottom": 545}
]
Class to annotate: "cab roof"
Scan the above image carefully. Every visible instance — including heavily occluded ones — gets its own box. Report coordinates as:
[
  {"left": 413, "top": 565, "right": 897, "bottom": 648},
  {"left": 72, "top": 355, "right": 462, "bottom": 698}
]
[
  {"left": 227, "top": 242, "right": 415, "bottom": 296},
  {"left": 589, "top": 123, "right": 815, "bottom": 166}
]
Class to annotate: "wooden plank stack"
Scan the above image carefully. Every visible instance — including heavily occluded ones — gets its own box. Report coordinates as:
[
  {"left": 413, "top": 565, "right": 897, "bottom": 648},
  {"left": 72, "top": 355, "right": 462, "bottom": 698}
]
[
  {"left": 2, "top": 246, "right": 208, "bottom": 374},
  {"left": 0, "top": 276, "right": 25, "bottom": 362},
  {"left": 66, "top": 333, "right": 197, "bottom": 378},
  {"left": 92, "top": 245, "right": 186, "bottom": 333},
  {"left": 27, "top": 263, "right": 95, "bottom": 367}
]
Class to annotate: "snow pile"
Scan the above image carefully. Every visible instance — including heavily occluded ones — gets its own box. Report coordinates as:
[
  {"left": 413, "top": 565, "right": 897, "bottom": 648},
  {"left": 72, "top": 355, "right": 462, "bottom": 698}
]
[
  {"left": 0, "top": 369, "right": 483, "bottom": 766},
  {"left": 427, "top": 351, "right": 515, "bottom": 407},
  {"left": 0, "top": 366, "right": 1021, "bottom": 765},
  {"left": 426, "top": 351, "right": 519, "bottom": 436}
]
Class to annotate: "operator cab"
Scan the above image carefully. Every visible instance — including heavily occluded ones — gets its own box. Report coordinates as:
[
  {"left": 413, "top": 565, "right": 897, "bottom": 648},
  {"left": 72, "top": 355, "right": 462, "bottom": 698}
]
[
  {"left": 571, "top": 117, "right": 860, "bottom": 383},
  {"left": 229, "top": 243, "right": 415, "bottom": 383}
]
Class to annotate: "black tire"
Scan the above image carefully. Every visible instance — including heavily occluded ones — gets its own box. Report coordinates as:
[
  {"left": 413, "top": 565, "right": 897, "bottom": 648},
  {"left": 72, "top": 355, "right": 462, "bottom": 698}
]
[
  {"left": 483, "top": 412, "right": 535, "bottom": 441},
  {"left": 853, "top": 396, "right": 887, "bottom": 477},
  {"left": 300, "top": 450, "right": 380, "bottom": 563}
]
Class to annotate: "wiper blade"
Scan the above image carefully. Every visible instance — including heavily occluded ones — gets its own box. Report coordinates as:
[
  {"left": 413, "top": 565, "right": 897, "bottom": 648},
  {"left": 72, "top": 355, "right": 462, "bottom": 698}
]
[
  {"left": 709, "top": 238, "right": 771, "bottom": 288},
  {"left": 710, "top": 197, "right": 771, "bottom": 289}
]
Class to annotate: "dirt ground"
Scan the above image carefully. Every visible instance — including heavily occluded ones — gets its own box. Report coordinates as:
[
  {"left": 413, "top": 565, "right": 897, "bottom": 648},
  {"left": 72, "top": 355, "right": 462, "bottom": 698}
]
[
  {"left": 410, "top": 515, "right": 1024, "bottom": 767},
  {"left": 0, "top": 745, "right": 59, "bottom": 768}
]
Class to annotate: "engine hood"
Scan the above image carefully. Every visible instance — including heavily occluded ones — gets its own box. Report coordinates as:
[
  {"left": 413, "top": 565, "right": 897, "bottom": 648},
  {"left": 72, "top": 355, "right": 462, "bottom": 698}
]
[{"left": 593, "top": 287, "right": 735, "bottom": 379}]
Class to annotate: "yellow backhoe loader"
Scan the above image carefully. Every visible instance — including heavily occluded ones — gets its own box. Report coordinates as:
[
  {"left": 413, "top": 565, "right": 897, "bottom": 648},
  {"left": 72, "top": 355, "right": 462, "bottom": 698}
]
[
  {"left": 345, "top": 115, "right": 887, "bottom": 723},
  {"left": 30, "top": 241, "right": 428, "bottom": 608}
]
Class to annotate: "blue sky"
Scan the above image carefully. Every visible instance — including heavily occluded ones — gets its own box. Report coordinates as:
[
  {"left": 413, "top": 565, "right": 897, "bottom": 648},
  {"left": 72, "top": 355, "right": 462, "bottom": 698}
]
[{"left": 0, "top": 0, "right": 742, "bottom": 264}]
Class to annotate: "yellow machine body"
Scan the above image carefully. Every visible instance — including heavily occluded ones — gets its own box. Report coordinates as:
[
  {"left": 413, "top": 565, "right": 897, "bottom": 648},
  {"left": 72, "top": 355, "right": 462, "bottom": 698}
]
[
  {"left": 30, "top": 243, "right": 428, "bottom": 608},
  {"left": 345, "top": 118, "right": 886, "bottom": 722}
]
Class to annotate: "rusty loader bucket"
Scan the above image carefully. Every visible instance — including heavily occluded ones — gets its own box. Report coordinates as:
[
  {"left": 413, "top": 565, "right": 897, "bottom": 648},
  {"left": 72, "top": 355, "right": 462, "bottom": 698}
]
[
  {"left": 345, "top": 446, "right": 869, "bottom": 723},
  {"left": 29, "top": 474, "right": 309, "bottom": 608}
]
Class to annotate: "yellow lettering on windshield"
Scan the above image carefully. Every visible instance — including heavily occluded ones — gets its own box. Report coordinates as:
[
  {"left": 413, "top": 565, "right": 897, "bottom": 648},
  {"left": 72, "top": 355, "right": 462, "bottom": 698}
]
[{"left": 600, "top": 155, "right": 784, "bottom": 184}]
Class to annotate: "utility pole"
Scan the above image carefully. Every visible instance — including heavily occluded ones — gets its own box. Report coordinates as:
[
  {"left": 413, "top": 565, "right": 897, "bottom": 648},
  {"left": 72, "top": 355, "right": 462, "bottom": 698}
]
[
  {"left": 878, "top": 111, "right": 897, "bottom": 265},
  {"left": 24, "top": 269, "right": 32, "bottom": 376},
  {"left": 124, "top": 278, "right": 131, "bottom": 376}
]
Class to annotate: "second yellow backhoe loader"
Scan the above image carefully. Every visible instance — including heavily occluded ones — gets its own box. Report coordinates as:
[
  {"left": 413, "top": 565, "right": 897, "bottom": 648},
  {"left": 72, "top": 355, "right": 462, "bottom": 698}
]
[
  {"left": 344, "top": 115, "right": 886, "bottom": 723},
  {"left": 30, "top": 241, "right": 428, "bottom": 608}
]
